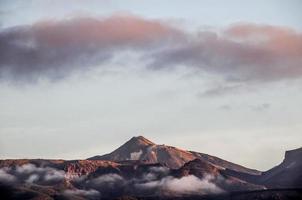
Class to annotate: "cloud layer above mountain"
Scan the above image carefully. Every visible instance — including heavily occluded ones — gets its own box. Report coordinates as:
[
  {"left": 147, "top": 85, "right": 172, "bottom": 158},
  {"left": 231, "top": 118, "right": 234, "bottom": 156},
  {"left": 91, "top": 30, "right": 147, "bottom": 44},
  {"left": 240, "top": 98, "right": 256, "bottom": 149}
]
[{"left": 0, "top": 15, "right": 301, "bottom": 83}]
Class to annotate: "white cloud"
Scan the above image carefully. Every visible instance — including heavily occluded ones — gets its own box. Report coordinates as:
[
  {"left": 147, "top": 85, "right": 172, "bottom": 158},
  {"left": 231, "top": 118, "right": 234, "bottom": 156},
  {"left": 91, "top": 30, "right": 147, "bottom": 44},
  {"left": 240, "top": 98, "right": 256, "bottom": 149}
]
[
  {"left": 26, "top": 174, "right": 39, "bottom": 183},
  {"left": 44, "top": 169, "right": 65, "bottom": 182},
  {"left": 91, "top": 173, "right": 124, "bottom": 186},
  {"left": 0, "top": 168, "right": 16, "bottom": 183},
  {"left": 16, "top": 164, "right": 42, "bottom": 174},
  {"left": 164, "top": 175, "right": 223, "bottom": 195},
  {"left": 142, "top": 166, "right": 170, "bottom": 181},
  {"left": 136, "top": 174, "right": 224, "bottom": 195},
  {"left": 2, "top": 164, "right": 65, "bottom": 185}
]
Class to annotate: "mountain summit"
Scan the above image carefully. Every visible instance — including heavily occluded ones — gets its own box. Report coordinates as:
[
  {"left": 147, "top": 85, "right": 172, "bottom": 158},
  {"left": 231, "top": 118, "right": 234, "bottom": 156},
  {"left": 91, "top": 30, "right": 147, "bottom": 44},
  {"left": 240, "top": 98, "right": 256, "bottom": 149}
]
[
  {"left": 88, "top": 135, "right": 197, "bottom": 168},
  {"left": 89, "top": 136, "right": 155, "bottom": 162},
  {"left": 127, "top": 136, "right": 155, "bottom": 146},
  {"left": 88, "top": 136, "right": 260, "bottom": 174}
]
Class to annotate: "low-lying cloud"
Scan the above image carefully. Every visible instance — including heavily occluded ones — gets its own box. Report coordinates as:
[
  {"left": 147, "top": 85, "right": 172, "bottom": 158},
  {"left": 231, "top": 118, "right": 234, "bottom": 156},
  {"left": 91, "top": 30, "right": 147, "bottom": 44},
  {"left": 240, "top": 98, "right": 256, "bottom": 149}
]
[
  {"left": 0, "top": 168, "right": 17, "bottom": 184},
  {"left": 136, "top": 174, "right": 223, "bottom": 196},
  {"left": 89, "top": 173, "right": 125, "bottom": 187},
  {"left": 73, "top": 166, "right": 223, "bottom": 197},
  {"left": 0, "top": 164, "right": 224, "bottom": 198},
  {"left": 0, "top": 15, "right": 301, "bottom": 83},
  {"left": 0, "top": 164, "right": 65, "bottom": 185}
]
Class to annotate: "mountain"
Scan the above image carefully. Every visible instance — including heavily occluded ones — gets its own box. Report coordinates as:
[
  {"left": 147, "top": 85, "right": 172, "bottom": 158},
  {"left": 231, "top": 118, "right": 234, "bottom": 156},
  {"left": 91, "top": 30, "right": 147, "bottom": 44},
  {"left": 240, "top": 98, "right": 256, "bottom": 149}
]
[
  {"left": 88, "top": 136, "right": 260, "bottom": 175},
  {"left": 223, "top": 147, "right": 302, "bottom": 189},
  {"left": 0, "top": 158, "right": 264, "bottom": 199},
  {"left": 172, "top": 159, "right": 265, "bottom": 192},
  {"left": 259, "top": 147, "right": 302, "bottom": 188},
  {"left": 0, "top": 136, "right": 301, "bottom": 200},
  {"left": 88, "top": 136, "right": 197, "bottom": 169}
]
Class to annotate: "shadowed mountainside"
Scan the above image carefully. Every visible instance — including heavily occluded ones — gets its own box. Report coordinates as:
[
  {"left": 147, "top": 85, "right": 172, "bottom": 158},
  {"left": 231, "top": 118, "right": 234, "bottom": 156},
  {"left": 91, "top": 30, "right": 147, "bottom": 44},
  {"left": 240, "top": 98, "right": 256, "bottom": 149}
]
[{"left": 224, "top": 147, "right": 302, "bottom": 189}]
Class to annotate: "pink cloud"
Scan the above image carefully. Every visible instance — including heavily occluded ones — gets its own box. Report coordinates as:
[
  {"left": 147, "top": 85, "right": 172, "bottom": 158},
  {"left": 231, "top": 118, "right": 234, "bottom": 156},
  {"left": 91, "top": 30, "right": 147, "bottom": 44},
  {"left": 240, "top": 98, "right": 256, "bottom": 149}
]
[
  {"left": 0, "top": 15, "right": 181, "bottom": 81},
  {"left": 225, "top": 23, "right": 302, "bottom": 57},
  {"left": 0, "top": 15, "right": 301, "bottom": 83},
  {"left": 152, "top": 23, "right": 302, "bottom": 82},
  {"left": 32, "top": 15, "right": 181, "bottom": 48}
]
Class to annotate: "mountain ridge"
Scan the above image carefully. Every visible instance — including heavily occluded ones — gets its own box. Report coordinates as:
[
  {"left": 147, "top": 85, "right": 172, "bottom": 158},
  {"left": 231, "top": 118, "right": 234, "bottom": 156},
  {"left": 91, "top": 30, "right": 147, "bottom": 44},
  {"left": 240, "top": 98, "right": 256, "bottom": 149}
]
[
  {"left": 0, "top": 136, "right": 301, "bottom": 200},
  {"left": 88, "top": 136, "right": 260, "bottom": 175}
]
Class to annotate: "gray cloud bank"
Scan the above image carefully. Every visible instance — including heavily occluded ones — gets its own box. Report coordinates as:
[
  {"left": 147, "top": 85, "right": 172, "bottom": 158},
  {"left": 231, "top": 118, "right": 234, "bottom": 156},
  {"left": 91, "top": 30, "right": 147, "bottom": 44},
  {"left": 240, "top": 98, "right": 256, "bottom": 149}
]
[{"left": 0, "top": 15, "right": 301, "bottom": 83}]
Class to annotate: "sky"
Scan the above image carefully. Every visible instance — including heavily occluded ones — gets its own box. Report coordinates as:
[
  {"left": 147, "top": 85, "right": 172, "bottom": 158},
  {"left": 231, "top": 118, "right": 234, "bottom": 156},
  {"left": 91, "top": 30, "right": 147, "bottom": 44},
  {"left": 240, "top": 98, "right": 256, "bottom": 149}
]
[{"left": 0, "top": 0, "right": 301, "bottom": 171}]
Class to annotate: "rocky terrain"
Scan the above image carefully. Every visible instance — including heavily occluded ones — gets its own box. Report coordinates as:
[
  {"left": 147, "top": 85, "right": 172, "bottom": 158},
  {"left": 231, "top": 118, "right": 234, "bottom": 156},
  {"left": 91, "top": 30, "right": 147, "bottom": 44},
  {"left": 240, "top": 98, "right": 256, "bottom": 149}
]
[
  {"left": 89, "top": 136, "right": 260, "bottom": 175},
  {"left": 0, "top": 136, "right": 301, "bottom": 200}
]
